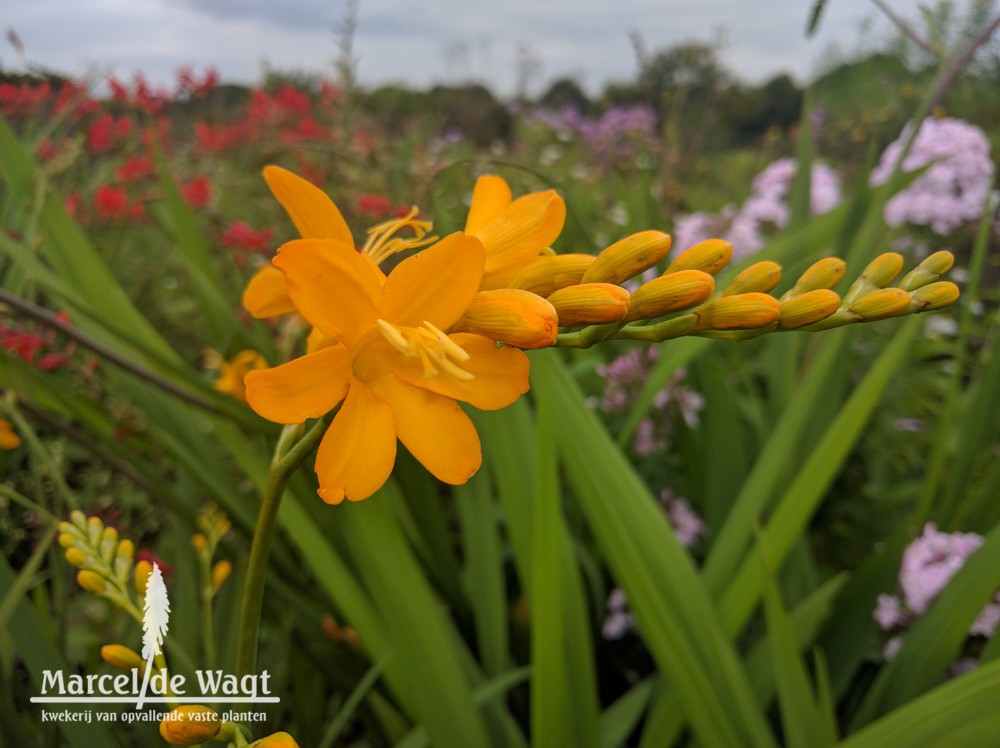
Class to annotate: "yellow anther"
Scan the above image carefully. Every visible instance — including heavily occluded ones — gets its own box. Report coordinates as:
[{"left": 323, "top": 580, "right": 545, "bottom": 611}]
[
  {"left": 626, "top": 269, "right": 715, "bottom": 322},
  {"left": 361, "top": 206, "right": 438, "bottom": 265},
  {"left": 778, "top": 289, "right": 841, "bottom": 330},
  {"left": 722, "top": 261, "right": 782, "bottom": 296},
  {"left": 665, "top": 238, "right": 732, "bottom": 276},
  {"left": 581, "top": 230, "right": 673, "bottom": 285},
  {"left": 546, "top": 283, "right": 631, "bottom": 326},
  {"left": 377, "top": 320, "right": 475, "bottom": 381}
]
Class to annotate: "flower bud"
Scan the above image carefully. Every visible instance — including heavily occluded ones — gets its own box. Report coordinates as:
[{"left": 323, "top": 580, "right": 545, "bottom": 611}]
[
  {"left": 848, "top": 288, "right": 911, "bottom": 321},
  {"left": 101, "top": 644, "right": 145, "bottom": 671},
  {"left": 452, "top": 290, "right": 558, "bottom": 349},
  {"left": 192, "top": 533, "right": 207, "bottom": 552},
  {"left": 625, "top": 270, "right": 715, "bottom": 322},
  {"left": 580, "top": 231, "right": 672, "bottom": 285},
  {"left": 159, "top": 706, "right": 221, "bottom": 746},
  {"left": 546, "top": 283, "right": 630, "bottom": 326},
  {"left": 211, "top": 560, "right": 232, "bottom": 590},
  {"left": 87, "top": 516, "right": 103, "bottom": 547},
  {"left": 788, "top": 257, "right": 846, "bottom": 296},
  {"left": 510, "top": 254, "right": 595, "bottom": 296},
  {"left": 779, "top": 289, "right": 841, "bottom": 330},
  {"left": 910, "top": 281, "right": 960, "bottom": 312},
  {"left": 100, "top": 527, "right": 118, "bottom": 564},
  {"left": 665, "top": 238, "right": 732, "bottom": 276},
  {"left": 70, "top": 510, "right": 88, "bottom": 533},
  {"left": 58, "top": 532, "right": 76, "bottom": 548},
  {"left": 135, "top": 560, "right": 153, "bottom": 597},
  {"left": 64, "top": 548, "right": 88, "bottom": 568},
  {"left": 898, "top": 250, "right": 956, "bottom": 291},
  {"left": 861, "top": 252, "right": 904, "bottom": 288},
  {"left": 693, "top": 293, "right": 780, "bottom": 330},
  {"left": 722, "top": 261, "right": 782, "bottom": 296},
  {"left": 77, "top": 570, "right": 106, "bottom": 595},
  {"left": 248, "top": 733, "right": 300, "bottom": 748}
]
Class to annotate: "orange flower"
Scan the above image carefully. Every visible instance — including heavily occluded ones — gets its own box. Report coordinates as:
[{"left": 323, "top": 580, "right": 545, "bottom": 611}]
[
  {"left": 0, "top": 418, "right": 20, "bottom": 450},
  {"left": 245, "top": 233, "right": 530, "bottom": 504}
]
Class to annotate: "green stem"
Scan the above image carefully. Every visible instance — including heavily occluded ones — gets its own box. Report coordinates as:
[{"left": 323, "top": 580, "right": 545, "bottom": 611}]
[{"left": 235, "top": 419, "right": 328, "bottom": 678}]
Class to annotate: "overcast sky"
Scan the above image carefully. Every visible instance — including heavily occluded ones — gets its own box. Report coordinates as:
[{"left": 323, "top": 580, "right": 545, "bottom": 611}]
[{"left": 3, "top": 0, "right": 895, "bottom": 95}]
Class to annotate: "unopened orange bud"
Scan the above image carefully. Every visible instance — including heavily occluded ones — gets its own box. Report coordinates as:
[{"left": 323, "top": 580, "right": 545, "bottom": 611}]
[
  {"left": 452, "top": 289, "right": 558, "bottom": 349},
  {"left": 115, "top": 539, "right": 134, "bottom": 564},
  {"left": 788, "top": 257, "right": 847, "bottom": 296},
  {"left": 626, "top": 270, "right": 715, "bottom": 322},
  {"left": 910, "top": 281, "right": 960, "bottom": 312},
  {"left": 779, "top": 289, "right": 841, "bottom": 330},
  {"left": 722, "top": 261, "right": 782, "bottom": 296},
  {"left": 64, "top": 548, "right": 88, "bottom": 568},
  {"left": 211, "top": 560, "right": 232, "bottom": 590},
  {"left": 849, "top": 288, "right": 911, "bottom": 321},
  {"left": 580, "top": 231, "right": 672, "bottom": 285},
  {"left": 546, "top": 283, "right": 630, "bottom": 326},
  {"left": 101, "top": 644, "right": 145, "bottom": 671},
  {"left": 248, "top": 732, "right": 300, "bottom": 748},
  {"left": 898, "top": 250, "right": 956, "bottom": 291},
  {"left": 861, "top": 252, "right": 904, "bottom": 288},
  {"left": 77, "top": 570, "right": 106, "bottom": 595},
  {"left": 665, "top": 238, "right": 732, "bottom": 276},
  {"left": 510, "top": 254, "right": 595, "bottom": 296},
  {"left": 134, "top": 560, "right": 153, "bottom": 596},
  {"left": 191, "top": 533, "right": 207, "bottom": 552},
  {"left": 159, "top": 706, "right": 221, "bottom": 746},
  {"left": 693, "top": 293, "right": 780, "bottom": 330},
  {"left": 58, "top": 532, "right": 76, "bottom": 549}
]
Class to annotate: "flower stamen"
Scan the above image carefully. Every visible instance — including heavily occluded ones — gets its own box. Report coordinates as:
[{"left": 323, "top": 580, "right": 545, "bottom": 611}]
[
  {"left": 362, "top": 207, "right": 438, "bottom": 265},
  {"left": 377, "top": 319, "right": 475, "bottom": 381}
]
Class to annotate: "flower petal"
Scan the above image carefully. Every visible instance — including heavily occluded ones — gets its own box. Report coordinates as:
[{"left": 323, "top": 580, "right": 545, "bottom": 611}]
[
  {"left": 369, "top": 373, "right": 481, "bottom": 486},
  {"left": 274, "top": 238, "right": 382, "bottom": 345},
  {"left": 380, "top": 232, "right": 485, "bottom": 330},
  {"left": 315, "top": 381, "right": 396, "bottom": 504},
  {"left": 464, "top": 175, "right": 512, "bottom": 234},
  {"left": 263, "top": 165, "right": 354, "bottom": 245},
  {"left": 474, "top": 190, "right": 566, "bottom": 290},
  {"left": 394, "top": 333, "right": 530, "bottom": 411},
  {"left": 243, "top": 266, "right": 297, "bottom": 319},
  {"left": 245, "top": 345, "right": 351, "bottom": 424}
]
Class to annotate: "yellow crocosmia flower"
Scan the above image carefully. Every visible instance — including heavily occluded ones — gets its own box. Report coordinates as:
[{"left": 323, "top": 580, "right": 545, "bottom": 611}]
[
  {"left": 452, "top": 289, "right": 559, "bottom": 349},
  {"left": 245, "top": 232, "right": 531, "bottom": 504},
  {"left": 580, "top": 231, "right": 672, "bottom": 286},
  {"left": 0, "top": 418, "right": 20, "bottom": 450},
  {"left": 547, "top": 283, "right": 631, "bottom": 326},
  {"left": 248, "top": 732, "right": 300, "bottom": 748},
  {"left": 464, "top": 175, "right": 566, "bottom": 290},
  {"left": 159, "top": 706, "right": 222, "bottom": 746},
  {"left": 209, "top": 349, "right": 268, "bottom": 403}
]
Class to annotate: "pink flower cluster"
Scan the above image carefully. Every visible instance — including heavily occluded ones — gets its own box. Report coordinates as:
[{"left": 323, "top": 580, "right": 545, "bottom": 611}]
[
  {"left": 674, "top": 158, "right": 842, "bottom": 260},
  {"left": 874, "top": 523, "right": 1000, "bottom": 638},
  {"left": 870, "top": 117, "right": 994, "bottom": 235}
]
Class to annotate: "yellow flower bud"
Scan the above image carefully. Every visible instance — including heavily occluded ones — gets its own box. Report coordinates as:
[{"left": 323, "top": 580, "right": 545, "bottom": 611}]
[
  {"left": 58, "top": 532, "right": 77, "bottom": 549},
  {"left": 898, "top": 250, "right": 956, "bottom": 291},
  {"left": 116, "top": 538, "right": 134, "bottom": 562},
  {"left": 510, "top": 254, "right": 595, "bottom": 296},
  {"left": 849, "top": 288, "right": 911, "bottom": 321},
  {"left": 693, "top": 293, "right": 781, "bottom": 330},
  {"left": 860, "top": 252, "right": 904, "bottom": 287},
  {"left": 910, "top": 281, "right": 960, "bottom": 312},
  {"left": 779, "top": 289, "right": 841, "bottom": 330},
  {"left": 77, "top": 570, "right": 106, "bottom": 595},
  {"left": 452, "top": 289, "right": 559, "bottom": 349},
  {"left": 64, "top": 548, "right": 88, "bottom": 568},
  {"left": 70, "top": 510, "right": 88, "bottom": 533},
  {"left": 0, "top": 419, "right": 20, "bottom": 450},
  {"left": 580, "top": 231, "right": 672, "bottom": 285},
  {"left": 788, "top": 257, "right": 846, "bottom": 296},
  {"left": 211, "top": 560, "right": 232, "bottom": 590},
  {"left": 546, "top": 283, "right": 630, "bottom": 326},
  {"left": 722, "top": 261, "right": 782, "bottom": 296},
  {"left": 134, "top": 560, "right": 153, "bottom": 597},
  {"left": 87, "top": 516, "right": 103, "bottom": 546},
  {"left": 665, "top": 238, "right": 732, "bottom": 276},
  {"left": 248, "top": 732, "right": 300, "bottom": 748},
  {"left": 159, "top": 706, "right": 221, "bottom": 746},
  {"left": 101, "top": 644, "right": 145, "bottom": 671},
  {"left": 192, "top": 533, "right": 207, "bottom": 552},
  {"left": 625, "top": 270, "right": 715, "bottom": 322},
  {"left": 100, "top": 527, "right": 119, "bottom": 563}
]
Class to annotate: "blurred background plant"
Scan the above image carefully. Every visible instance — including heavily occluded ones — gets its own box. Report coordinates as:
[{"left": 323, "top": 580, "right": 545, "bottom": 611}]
[{"left": 2, "top": 0, "right": 1000, "bottom": 746}]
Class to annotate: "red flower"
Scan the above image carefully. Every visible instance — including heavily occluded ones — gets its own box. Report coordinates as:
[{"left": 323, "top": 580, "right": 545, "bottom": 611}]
[
  {"left": 136, "top": 549, "right": 174, "bottom": 579},
  {"left": 1, "top": 329, "right": 46, "bottom": 363},
  {"left": 94, "top": 185, "right": 130, "bottom": 219},
  {"left": 116, "top": 155, "right": 155, "bottom": 183},
  {"left": 181, "top": 176, "right": 212, "bottom": 209},
  {"left": 64, "top": 193, "right": 81, "bottom": 218},
  {"left": 356, "top": 194, "right": 393, "bottom": 219},
  {"left": 220, "top": 221, "right": 274, "bottom": 253},
  {"left": 36, "top": 138, "right": 59, "bottom": 162}
]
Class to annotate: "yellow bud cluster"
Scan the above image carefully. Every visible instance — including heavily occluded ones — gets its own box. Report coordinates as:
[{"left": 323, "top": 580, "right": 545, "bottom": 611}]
[{"left": 57, "top": 511, "right": 147, "bottom": 610}]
